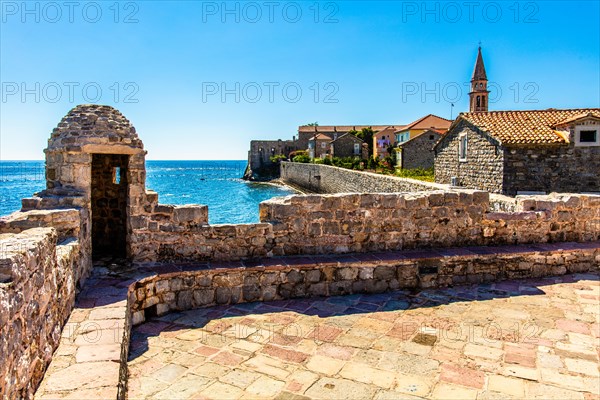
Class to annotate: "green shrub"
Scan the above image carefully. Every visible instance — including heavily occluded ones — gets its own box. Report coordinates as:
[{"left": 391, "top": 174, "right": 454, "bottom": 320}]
[
  {"left": 395, "top": 167, "right": 435, "bottom": 182},
  {"left": 288, "top": 150, "right": 308, "bottom": 159},
  {"left": 269, "top": 154, "right": 287, "bottom": 164},
  {"left": 367, "top": 157, "right": 379, "bottom": 170},
  {"left": 293, "top": 154, "right": 311, "bottom": 163}
]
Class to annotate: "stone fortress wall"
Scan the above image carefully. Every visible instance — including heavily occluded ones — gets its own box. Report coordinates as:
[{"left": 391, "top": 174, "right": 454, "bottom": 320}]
[
  {"left": 0, "top": 209, "right": 84, "bottom": 398},
  {"left": 1, "top": 105, "right": 600, "bottom": 399},
  {"left": 129, "top": 189, "right": 600, "bottom": 263}
]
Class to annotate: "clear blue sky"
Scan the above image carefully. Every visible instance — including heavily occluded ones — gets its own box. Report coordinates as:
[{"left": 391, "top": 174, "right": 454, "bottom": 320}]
[{"left": 1, "top": 0, "right": 599, "bottom": 160}]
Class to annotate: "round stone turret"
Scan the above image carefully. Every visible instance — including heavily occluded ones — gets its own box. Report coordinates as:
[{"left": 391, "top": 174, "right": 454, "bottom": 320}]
[
  {"left": 41, "top": 104, "right": 150, "bottom": 259},
  {"left": 45, "top": 104, "right": 146, "bottom": 194},
  {"left": 47, "top": 104, "right": 143, "bottom": 153}
]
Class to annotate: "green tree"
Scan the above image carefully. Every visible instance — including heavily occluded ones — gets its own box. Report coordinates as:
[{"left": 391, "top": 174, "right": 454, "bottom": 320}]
[
  {"left": 355, "top": 127, "right": 375, "bottom": 158},
  {"left": 306, "top": 122, "right": 319, "bottom": 126},
  {"left": 387, "top": 144, "right": 397, "bottom": 165}
]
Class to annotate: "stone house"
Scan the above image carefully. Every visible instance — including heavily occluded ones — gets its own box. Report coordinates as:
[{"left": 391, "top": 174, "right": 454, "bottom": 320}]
[
  {"left": 394, "top": 114, "right": 451, "bottom": 144},
  {"left": 397, "top": 129, "right": 442, "bottom": 170},
  {"left": 434, "top": 109, "right": 600, "bottom": 195},
  {"left": 308, "top": 133, "right": 332, "bottom": 159},
  {"left": 298, "top": 124, "right": 391, "bottom": 150},
  {"left": 244, "top": 138, "right": 297, "bottom": 180},
  {"left": 373, "top": 126, "right": 402, "bottom": 160},
  {"left": 330, "top": 133, "right": 367, "bottom": 159}
]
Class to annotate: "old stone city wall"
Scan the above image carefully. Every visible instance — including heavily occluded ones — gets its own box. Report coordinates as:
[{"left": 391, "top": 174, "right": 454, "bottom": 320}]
[
  {"left": 129, "top": 189, "right": 600, "bottom": 262},
  {"left": 0, "top": 208, "right": 83, "bottom": 399},
  {"left": 2, "top": 189, "right": 600, "bottom": 398}
]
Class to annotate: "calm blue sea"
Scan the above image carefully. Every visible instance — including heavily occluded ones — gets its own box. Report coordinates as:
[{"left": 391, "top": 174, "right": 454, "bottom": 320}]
[{"left": 0, "top": 160, "right": 294, "bottom": 224}]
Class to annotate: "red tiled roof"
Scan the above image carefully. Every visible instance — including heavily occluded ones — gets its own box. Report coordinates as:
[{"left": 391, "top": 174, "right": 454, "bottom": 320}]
[
  {"left": 330, "top": 133, "right": 364, "bottom": 143},
  {"left": 398, "top": 129, "right": 442, "bottom": 147},
  {"left": 395, "top": 114, "right": 452, "bottom": 133},
  {"left": 374, "top": 126, "right": 399, "bottom": 139},
  {"left": 554, "top": 112, "right": 600, "bottom": 126},
  {"left": 310, "top": 133, "right": 331, "bottom": 140},
  {"left": 458, "top": 108, "right": 600, "bottom": 145}
]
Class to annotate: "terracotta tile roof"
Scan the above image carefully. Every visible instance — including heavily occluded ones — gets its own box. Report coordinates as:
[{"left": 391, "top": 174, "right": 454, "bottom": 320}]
[
  {"left": 458, "top": 108, "right": 600, "bottom": 145},
  {"left": 374, "top": 126, "right": 399, "bottom": 139},
  {"left": 396, "top": 114, "right": 452, "bottom": 133},
  {"left": 554, "top": 111, "right": 600, "bottom": 126},
  {"left": 329, "top": 133, "right": 364, "bottom": 143},
  {"left": 310, "top": 133, "right": 331, "bottom": 140},
  {"left": 398, "top": 129, "right": 442, "bottom": 147}
]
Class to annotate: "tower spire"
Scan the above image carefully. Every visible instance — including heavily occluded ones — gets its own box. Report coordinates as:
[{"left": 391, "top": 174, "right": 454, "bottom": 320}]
[
  {"left": 472, "top": 46, "right": 487, "bottom": 81},
  {"left": 469, "top": 46, "right": 489, "bottom": 112}
]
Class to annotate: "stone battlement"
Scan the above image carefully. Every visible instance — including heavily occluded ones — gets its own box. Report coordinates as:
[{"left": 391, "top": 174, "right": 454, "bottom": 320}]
[{"left": 130, "top": 190, "right": 600, "bottom": 262}]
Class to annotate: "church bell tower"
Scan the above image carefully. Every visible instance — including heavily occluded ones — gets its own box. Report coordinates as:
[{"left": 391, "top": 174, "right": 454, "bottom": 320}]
[{"left": 469, "top": 46, "right": 489, "bottom": 112}]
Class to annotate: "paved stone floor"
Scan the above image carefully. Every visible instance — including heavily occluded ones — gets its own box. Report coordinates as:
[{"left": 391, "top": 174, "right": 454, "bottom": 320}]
[{"left": 128, "top": 273, "right": 600, "bottom": 399}]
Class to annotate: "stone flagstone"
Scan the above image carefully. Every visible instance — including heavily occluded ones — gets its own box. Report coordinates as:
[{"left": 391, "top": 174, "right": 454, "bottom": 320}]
[{"left": 126, "top": 273, "right": 599, "bottom": 399}]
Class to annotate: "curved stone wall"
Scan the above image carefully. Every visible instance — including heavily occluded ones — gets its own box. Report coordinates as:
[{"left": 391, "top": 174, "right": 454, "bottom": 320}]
[{"left": 34, "top": 240, "right": 600, "bottom": 399}]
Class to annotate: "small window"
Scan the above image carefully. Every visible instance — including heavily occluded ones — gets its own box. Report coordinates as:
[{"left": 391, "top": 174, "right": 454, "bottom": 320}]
[
  {"left": 353, "top": 143, "right": 360, "bottom": 154},
  {"left": 113, "top": 167, "right": 121, "bottom": 184},
  {"left": 575, "top": 125, "right": 600, "bottom": 146},
  {"left": 580, "top": 130, "right": 597, "bottom": 142},
  {"left": 321, "top": 142, "right": 326, "bottom": 149},
  {"left": 429, "top": 135, "right": 435, "bottom": 140},
  {"left": 459, "top": 133, "right": 468, "bottom": 162}
]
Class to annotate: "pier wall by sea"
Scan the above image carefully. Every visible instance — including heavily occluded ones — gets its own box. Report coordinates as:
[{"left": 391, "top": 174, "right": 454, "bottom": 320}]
[{"left": 280, "top": 161, "right": 445, "bottom": 193}]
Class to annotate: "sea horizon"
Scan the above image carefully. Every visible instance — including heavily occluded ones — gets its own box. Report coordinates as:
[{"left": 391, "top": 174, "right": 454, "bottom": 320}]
[{"left": 0, "top": 160, "right": 294, "bottom": 224}]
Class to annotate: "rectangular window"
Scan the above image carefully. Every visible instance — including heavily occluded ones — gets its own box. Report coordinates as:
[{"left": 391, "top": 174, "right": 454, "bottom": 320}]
[
  {"left": 575, "top": 125, "right": 600, "bottom": 146},
  {"left": 459, "top": 133, "right": 468, "bottom": 162},
  {"left": 580, "top": 130, "right": 597, "bottom": 142},
  {"left": 354, "top": 143, "right": 360, "bottom": 154}
]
